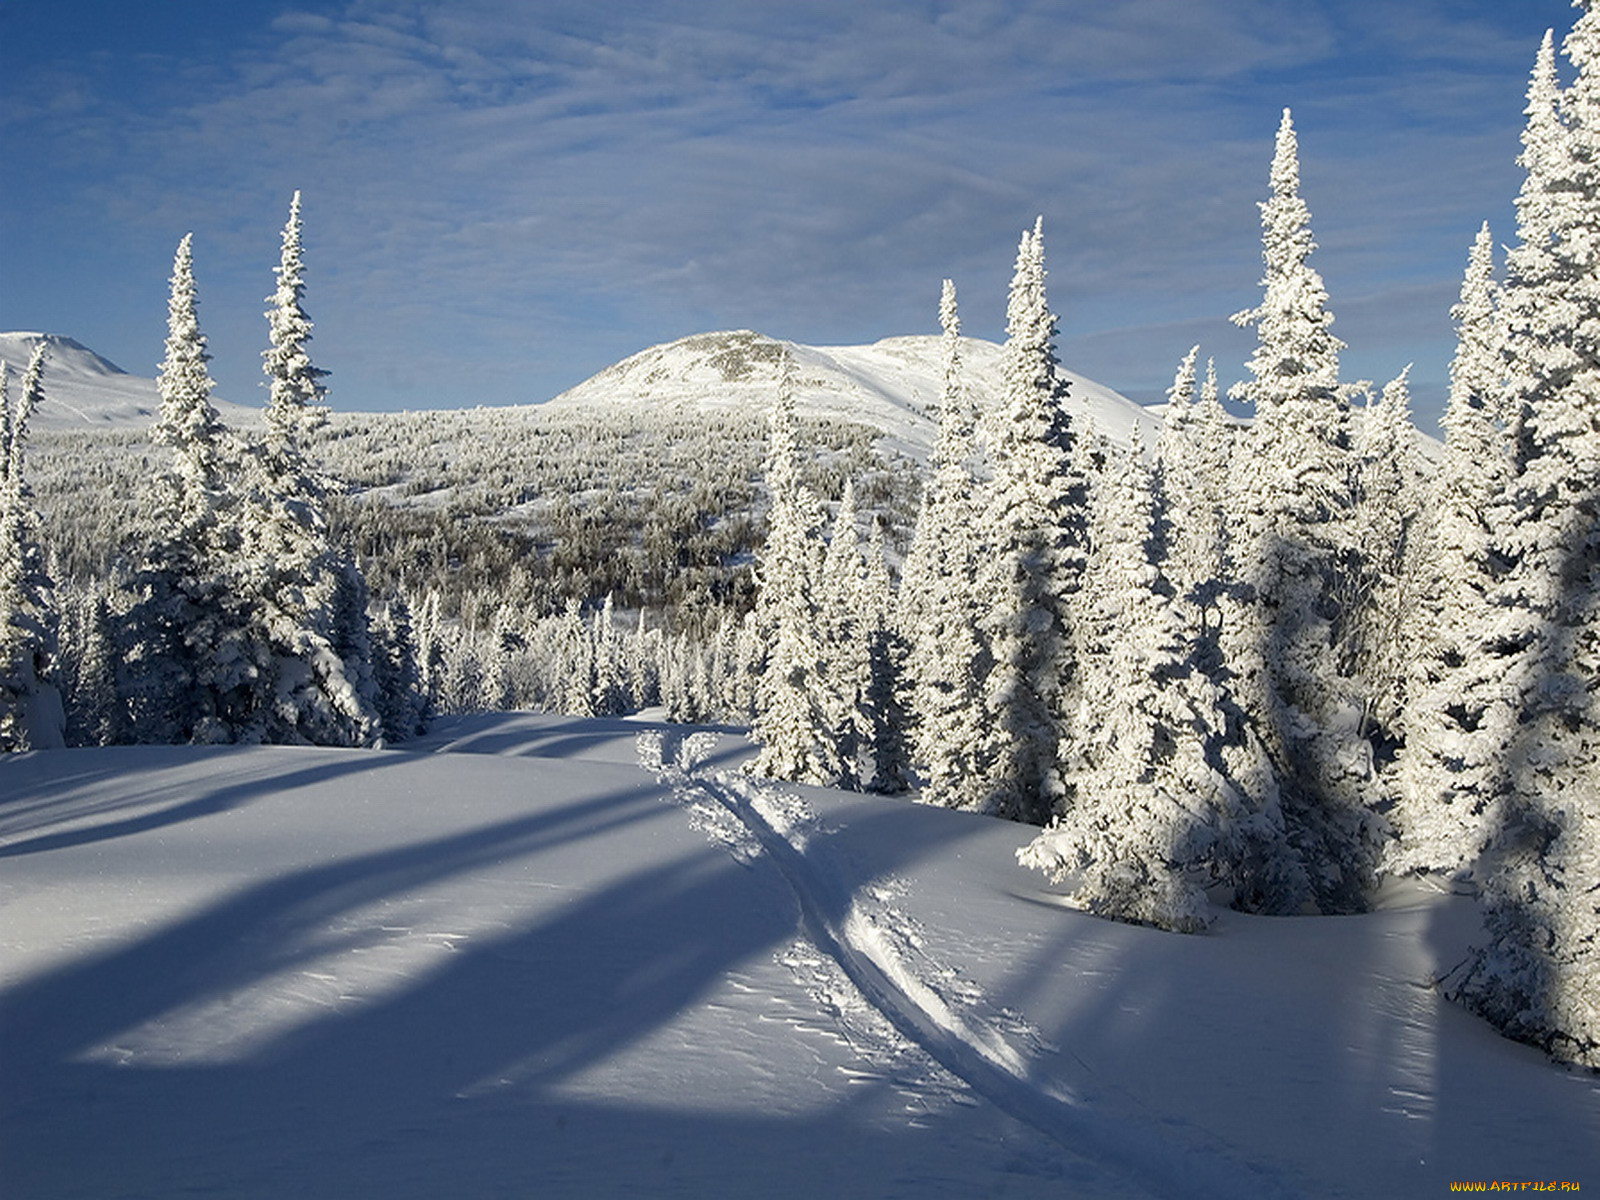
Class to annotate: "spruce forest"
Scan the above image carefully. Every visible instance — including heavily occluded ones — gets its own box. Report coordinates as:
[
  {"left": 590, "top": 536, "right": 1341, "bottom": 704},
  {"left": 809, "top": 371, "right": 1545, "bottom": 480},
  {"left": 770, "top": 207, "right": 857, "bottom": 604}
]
[{"left": 3, "top": 17, "right": 1598, "bottom": 1085}]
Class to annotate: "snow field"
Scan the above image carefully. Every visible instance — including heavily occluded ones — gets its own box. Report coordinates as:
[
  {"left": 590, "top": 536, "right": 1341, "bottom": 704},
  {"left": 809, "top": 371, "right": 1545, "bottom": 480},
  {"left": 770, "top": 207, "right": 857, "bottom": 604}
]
[
  {"left": 2, "top": 714, "right": 1597, "bottom": 1199},
  {"left": 643, "top": 736, "right": 1302, "bottom": 1200}
]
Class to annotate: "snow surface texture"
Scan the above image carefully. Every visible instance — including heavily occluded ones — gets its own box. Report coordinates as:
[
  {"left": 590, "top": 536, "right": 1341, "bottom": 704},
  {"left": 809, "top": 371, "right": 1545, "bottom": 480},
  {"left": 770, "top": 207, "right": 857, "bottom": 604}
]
[
  {"left": 3, "top": 713, "right": 1597, "bottom": 1199},
  {"left": 0, "top": 333, "right": 257, "bottom": 430}
]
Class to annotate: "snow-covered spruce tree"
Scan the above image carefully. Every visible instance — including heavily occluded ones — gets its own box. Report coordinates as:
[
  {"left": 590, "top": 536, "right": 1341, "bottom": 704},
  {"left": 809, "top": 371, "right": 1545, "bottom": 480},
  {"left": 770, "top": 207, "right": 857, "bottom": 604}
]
[
  {"left": 1390, "top": 223, "right": 1513, "bottom": 876},
  {"left": 482, "top": 604, "right": 518, "bottom": 712},
  {"left": 903, "top": 279, "right": 992, "bottom": 810},
  {"left": 121, "top": 235, "right": 269, "bottom": 743},
  {"left": 1019, "top": 436, "right": 1297, "bottom": 931},
  {"left": 1449, "top": 14, "right": 1600, "bottom": 1071},
  {"left": 972, "top": 219, "right": 1088, "bottom": 824},
  {"left": 58, "top": 582, "right": 119, "bottom": 746},
  {"left": 1346, "top": 366, "right": 1426, "bottom": 748},
  {"left": 901, "top": 279, "right": 974, "bottom": 635},
  {"left": 372, "top": 597, "right": 429, "bottom": 741},
  {"left": 818, "top": 478, "right": 868, "bottom": 788},
  {"left": 414, "top": 590, "right": 446, "bottom": 712},
  {"left": 626, "top": 609, "right": 659, "bottom": 713},
  {"left": 1160, "top": 353, "right": 1237, "bottom": 655},
  {"left": 1156, "top": 344, "right": 1200, "bottom": 500},
  {"left": 556, "top": 597, "right": 597, "bottom": 717},
  {"left": 861, "top": 519, "right": 912, "bottom": 794},
  {"left": 0, "top": 346, "right": 64, "bottom": 750},
  {"left": 591, "top": 594, "right": 629, "bottom": 716},
  {"left": 1158, "top": 348, "right": 1229, "bottom": 619},
  {"left": 749, "top": 358, "right": 835, "bottom": 783},
  {"left": 1226, "top": 109, "right": 1376, "bottom": 914},
  {"left": 245, "top": 191, "right": 382, "bottom": 746}
]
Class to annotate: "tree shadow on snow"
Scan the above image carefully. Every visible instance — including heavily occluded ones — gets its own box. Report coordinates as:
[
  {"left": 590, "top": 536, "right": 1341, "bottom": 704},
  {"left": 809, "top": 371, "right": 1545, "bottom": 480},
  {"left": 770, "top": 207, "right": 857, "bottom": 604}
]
[
  {"left": 0, "top": 756, "right": 1109, "bottom": 1200},
  {"left": 0, "top": 745, "right": 413, "bottom": 858},
  {"left": 412, "top": 711, "right": 752, "bottom": 772}
]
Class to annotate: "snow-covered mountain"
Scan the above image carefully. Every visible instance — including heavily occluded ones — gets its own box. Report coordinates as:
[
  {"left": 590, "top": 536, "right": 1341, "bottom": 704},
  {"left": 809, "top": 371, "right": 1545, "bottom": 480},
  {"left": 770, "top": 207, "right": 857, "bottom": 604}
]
[
  {"left": 0, "top": 332, "right": 257, "bottom": 430},
  {"left": 547, "top": 330, "right": 1161, "bottom": 458}
]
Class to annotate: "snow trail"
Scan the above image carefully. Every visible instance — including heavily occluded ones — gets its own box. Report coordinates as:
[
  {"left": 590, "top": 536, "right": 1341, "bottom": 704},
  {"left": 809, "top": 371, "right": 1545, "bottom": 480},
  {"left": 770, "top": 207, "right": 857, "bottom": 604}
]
[{"left": 638, "top": 734, "right": 1298, "bottom": 1200}]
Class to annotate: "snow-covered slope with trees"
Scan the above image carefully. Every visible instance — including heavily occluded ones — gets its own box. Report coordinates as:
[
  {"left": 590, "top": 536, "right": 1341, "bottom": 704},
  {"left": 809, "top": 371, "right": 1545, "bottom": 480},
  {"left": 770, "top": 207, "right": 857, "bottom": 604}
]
[
  {"left": 2, "top": 719, "right": 1596, "bottom": 1199},
  {"left": 546, "top": 330, "right": 1160, "bottom": 458},
  {"left": 7, "top": 326, "right": 1154, "bottom": 460},
  {"left": 0, "top": 333, "right": 257, "bottom": 430}
]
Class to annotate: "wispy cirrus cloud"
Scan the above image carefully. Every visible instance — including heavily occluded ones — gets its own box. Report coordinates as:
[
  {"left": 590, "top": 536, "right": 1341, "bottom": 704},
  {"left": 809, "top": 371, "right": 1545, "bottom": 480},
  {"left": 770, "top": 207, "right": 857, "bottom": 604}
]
[{"left": 0, "top": 0, "right": 1573, "bottom": 421}]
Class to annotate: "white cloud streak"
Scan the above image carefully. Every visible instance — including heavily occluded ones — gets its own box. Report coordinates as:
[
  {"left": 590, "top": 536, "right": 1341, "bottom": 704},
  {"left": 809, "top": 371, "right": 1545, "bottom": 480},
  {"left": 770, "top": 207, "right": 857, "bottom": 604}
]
[{"left": 0, "top": 0, "right": 1575, "bottom": 421}]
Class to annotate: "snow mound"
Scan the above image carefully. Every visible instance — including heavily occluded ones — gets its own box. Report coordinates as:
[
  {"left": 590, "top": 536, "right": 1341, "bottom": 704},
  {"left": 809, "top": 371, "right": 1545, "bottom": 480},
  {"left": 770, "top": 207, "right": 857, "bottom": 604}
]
[{"left": 546, "top": 330, "right": 1161, "bottom": 459}]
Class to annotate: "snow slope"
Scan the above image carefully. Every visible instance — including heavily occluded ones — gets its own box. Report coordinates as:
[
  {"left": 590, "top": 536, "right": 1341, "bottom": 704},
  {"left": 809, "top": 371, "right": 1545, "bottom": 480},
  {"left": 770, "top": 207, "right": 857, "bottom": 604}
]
[
  {"left": 0, "top": 333, "right": 257, "bottom": 430},
  {"left": 3, "top": 716, "right": 1597, "bottom": 1199},
  {"left": 546, "top": 330, "right": 1161, "bottom": 459}
]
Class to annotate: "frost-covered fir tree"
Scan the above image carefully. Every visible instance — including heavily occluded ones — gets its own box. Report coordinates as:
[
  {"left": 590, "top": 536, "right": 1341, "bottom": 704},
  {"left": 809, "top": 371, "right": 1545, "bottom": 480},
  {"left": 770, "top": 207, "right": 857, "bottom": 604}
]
[
  {"left": 1450, "top": 12, "right": 1600, "bottom": 1071},
  {"left": 1157, "top": 349, "right": 1229, "bottom": 620},
  {"left": 901, "top": 280, "right": 975, "bottom": 634},
  {"left": 1391, "top": 223, "right": 1512, "bottom": 875},
  {"left": 750, "top": 359, "right": 835, "bottom": 783},
  {"left": 1346, "top": 366, "right": 1426, "bottom": 745},
  {"left": 592, "top": 594, "right": 629, "bottom": 716},
  {"left": 973, "top": 219, "right": 1088, "bottom": 824},
  {"left": 904, "top": 280, "right": 992, "bottom": 810},
  {"left": 122, "top": 235, "right": 268, "bottom": 743},
  {"left": 1156, "top": 344, "right": 1199, "bottom": 504},
  {"left": 1226, "top": 109, "right": 1376, "bottom": 913},
  {"left": 1159, "top": 353, "right": 1236, "bottom": 650},
  {"left": 483, "top": 604, "right": 519, "bottom": 712},
  {"left": 0, "top": 346, "right": 63, "bottom": 750},
  {"left": 246, "top": 192, "right": 382, "bottom": 746},
  {"left": 860, "top": 520, "right": 912, "bottom": 794},
  {"left": 414, "top": 590, "right": 446, "bottom": 712},
  {"left": 556, "top": 598, "right": 597, "bottom": 717},
  {"left": 60, "top": 583, "right": 123, "bottom": 747},
  {"left": 1019, "top": 437, "right": 1298, "bottom": 930},
  {"left": 372, "top": 597, "right": 428, "bottom": 741},
  {"left": 818, "top": 479, "right": 868, "bottom": 787}
]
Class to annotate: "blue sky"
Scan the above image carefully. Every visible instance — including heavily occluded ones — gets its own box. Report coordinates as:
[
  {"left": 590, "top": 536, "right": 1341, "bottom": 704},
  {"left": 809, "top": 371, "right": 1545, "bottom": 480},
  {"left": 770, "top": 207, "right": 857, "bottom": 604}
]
[{"left": 0, "top": 1, "right": 1580, "bottom": 426}]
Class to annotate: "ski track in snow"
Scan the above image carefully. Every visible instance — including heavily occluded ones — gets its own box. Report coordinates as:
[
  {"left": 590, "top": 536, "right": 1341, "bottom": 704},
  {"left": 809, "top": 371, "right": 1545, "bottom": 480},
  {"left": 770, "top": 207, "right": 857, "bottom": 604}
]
[{"left": 637, "top": 733, "right": 1297, "bottom": 1200}]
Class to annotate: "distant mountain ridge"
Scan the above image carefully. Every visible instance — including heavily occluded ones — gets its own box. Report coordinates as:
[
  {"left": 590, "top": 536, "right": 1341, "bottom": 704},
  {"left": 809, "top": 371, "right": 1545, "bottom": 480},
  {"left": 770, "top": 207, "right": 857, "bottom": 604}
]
[
  {"left": 0, "top": 332, "right": 257, "bottom": 430},
  {"left": 4, "top": 329, "right": 1161, "bottom": 455},
  {"left": 547, "top": 329, "right": 1161, "bottom": 458}
]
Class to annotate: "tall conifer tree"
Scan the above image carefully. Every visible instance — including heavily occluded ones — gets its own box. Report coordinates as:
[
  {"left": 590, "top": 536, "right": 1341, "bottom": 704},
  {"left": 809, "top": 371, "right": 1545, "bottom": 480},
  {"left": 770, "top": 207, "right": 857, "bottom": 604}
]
[
  {"left": 1226, "top": 109, "right": 1375, "bottom": 913},
  {"left": 750, "top": 358, "right": 833, "bottom": 783},
  {"left": 123, "top": 235, "right": 265, "bottom": 743},
  {"left": 0, "top": 346, "right": 61, "bottom": 750},
  {"left": 973, "top": 219, "right": 1088, "bottom": 824},
  {"left": 249, "top": 191, "right": 382, "bottom": 746},
  {"left": 1391, "top": 223, "right": 1512, "bottom": 875},
  {"left": 905, "top": 280, "right": 991, "bottom": 809},
  {"left": 1451, "top": 13, "right": 1600, "bottom": 1070}
]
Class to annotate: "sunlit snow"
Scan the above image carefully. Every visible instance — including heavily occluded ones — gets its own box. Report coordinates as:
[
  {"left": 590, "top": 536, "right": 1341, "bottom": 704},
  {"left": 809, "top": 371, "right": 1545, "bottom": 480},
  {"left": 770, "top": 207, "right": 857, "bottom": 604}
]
[{"left": 3, "top": 715, "right": 1596, "bottom": 1199}]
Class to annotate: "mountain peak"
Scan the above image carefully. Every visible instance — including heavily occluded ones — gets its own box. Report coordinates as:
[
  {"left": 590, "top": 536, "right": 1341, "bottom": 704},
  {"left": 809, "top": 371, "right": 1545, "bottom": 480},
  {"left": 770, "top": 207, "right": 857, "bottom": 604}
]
[
  {"left": 548, "top": 329, "right": 1160, "bottom": 458},
  {"left": 0, "top": 332, "right": 256, "bottom": 430},
  {"left": 0, "top": 332, "right": 131, "bottom": 379}
]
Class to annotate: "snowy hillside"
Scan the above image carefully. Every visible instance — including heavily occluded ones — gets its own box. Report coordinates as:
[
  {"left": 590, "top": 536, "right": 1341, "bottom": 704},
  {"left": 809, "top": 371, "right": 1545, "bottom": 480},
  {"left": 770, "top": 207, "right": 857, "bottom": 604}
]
[
  {"left": 0, "top": 333, "right": 257, "bottom": 430},
  {"left": 3, "top": 719, "right": 1596, "bottom": 1199},
  {"left": 5, "top": 327, "right": 1157, "bottom": 459},
  {"left": 546, "top": 330, "right": 1161, "bottom": 458}
]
